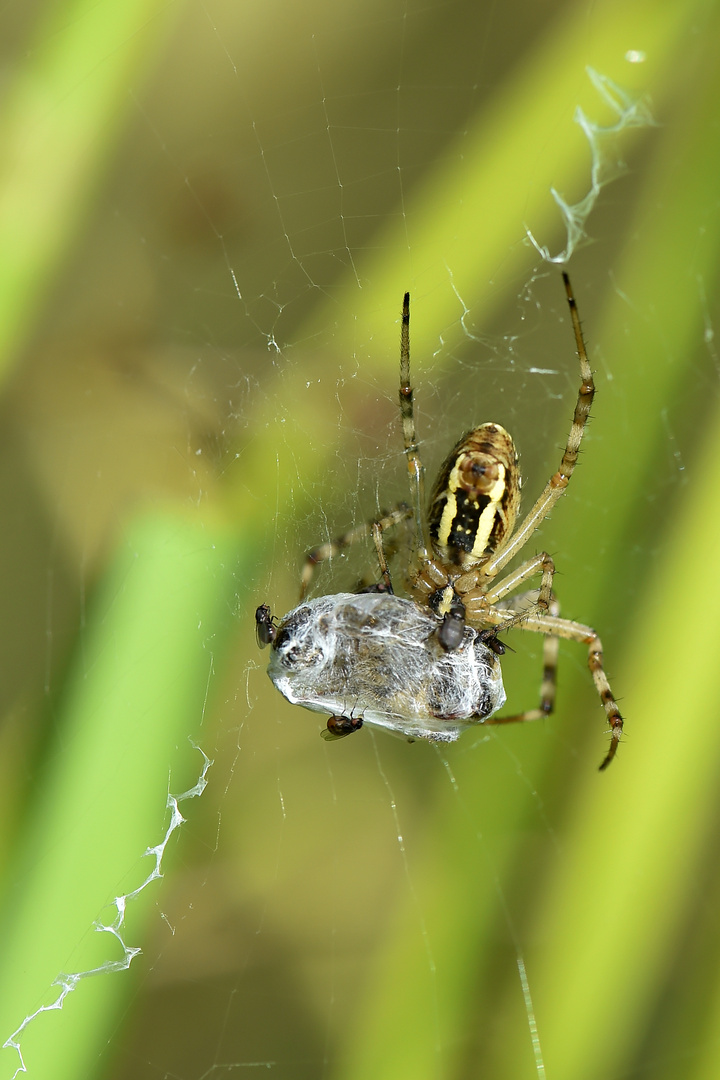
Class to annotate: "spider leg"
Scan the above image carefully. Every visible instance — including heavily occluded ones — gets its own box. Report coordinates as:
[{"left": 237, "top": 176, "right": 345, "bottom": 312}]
[
  {"left": 371, "top": 521, "right": 394, "bottom": 592},
  {"left": 481, "top": 273, "right": 595, "bottom": 581},
  {"left": 399, "top": 292, "right": 432, "bottom": 561},
  {"left": 481, "top": 598, "right": 560, "bottom": 724},
  {"left": 479, "top": 608, "right": 623, "bottom": 770},
  {"left": 464, "top": 551, "right": 555, "bottom": 620},
  {"left": 299, "top": 505, "right": 411, "bottom": 599}
]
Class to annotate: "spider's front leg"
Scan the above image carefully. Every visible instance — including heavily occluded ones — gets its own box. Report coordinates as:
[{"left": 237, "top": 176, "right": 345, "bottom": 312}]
[
  {"left": 454, "top": 549, "right": 557, "bottom": 653},
  {"left": 480, "top": 274, "right": 595, "bottom": 583},
  {"left": 463, "top": 550, "right": 556, "bottom": 625}
]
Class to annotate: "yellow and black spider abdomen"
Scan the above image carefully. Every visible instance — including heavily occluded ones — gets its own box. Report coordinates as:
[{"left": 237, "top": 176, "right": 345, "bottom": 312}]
[{"left": 427, "top": 423, "right": 520, "bottom": 568}]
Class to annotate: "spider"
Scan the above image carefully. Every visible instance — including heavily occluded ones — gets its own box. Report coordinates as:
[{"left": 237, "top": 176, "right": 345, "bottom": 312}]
[{"left": 256, "top": 274, "right": 623, "bottom": 769}]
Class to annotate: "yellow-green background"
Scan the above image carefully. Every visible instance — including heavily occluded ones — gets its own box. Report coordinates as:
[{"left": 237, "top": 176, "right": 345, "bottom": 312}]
[{"left": 0, "top": 1, "right": 719, "bottom": 1078}]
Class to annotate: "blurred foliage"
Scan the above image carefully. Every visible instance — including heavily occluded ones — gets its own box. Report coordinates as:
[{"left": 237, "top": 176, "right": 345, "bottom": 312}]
[{"left": 0, "top": 1, "right": 719, "bottom": 1079}]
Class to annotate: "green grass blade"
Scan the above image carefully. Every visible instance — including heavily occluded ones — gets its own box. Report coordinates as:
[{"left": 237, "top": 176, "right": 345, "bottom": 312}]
[{"left": 0, "top": 515, "right": 240, "bottom": 1080}]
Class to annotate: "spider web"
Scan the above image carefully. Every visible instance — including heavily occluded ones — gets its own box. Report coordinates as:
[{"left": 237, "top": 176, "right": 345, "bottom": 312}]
[{"left": 1, "top": 2, "right": 720, "bottom": 1080}]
